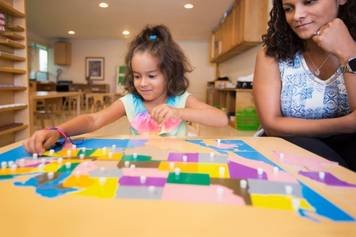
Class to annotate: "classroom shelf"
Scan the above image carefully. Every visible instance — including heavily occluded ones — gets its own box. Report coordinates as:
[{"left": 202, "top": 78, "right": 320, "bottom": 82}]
[
  {"left": 0, "top": 67, "right": 26, "bottom": 74},
  {"left": 0, "top": 0, "right": 25, "bottom": 17},
  {"left": 0, "top": 0, "right": 29, "bottom": 147},
  {"left": 6, "top": 25, "right": 25, "bottom": 32},
  {"left": 0, "top": 123, "right": 27, "bottom": 137},
  {"left": 0, "top": 51, "right": 25, "bottom": 61},
  {"left": 0, "top": 31, "right": 25, "bottom": 41},
  {"left": 0, "top": 39, "right": 25, "bottom": 49},
  {"left": 0, "top": 85, "right": 26, "bottom": 91},
  {"left": 0, "top": 104, "right": 27, "bottom": 113}
]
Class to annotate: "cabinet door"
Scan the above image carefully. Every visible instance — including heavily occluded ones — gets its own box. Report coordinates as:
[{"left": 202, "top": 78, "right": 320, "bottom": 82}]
[
  {"left": 54, "top": 42, "right": 71, "bottom": 65},
  {"left": 239, "top": 0, "right": 268, "bottom": 43},
  {"left": 221, "top": 11, "right": 234, "bottom": 54}
]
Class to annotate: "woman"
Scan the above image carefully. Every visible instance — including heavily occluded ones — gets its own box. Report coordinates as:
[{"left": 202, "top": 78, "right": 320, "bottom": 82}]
[{"left": 253, "top": 0, "right": 356, "bottom": 171}]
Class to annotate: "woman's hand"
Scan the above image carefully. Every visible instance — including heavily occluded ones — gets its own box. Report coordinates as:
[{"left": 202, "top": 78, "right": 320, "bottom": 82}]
[
  {"left": 313, "top": 18, "right": 356, "bottom": 63},
  {"left": 150, "top": 104, "right": 181, "bottom": 124},
  {"left": 23, "top": 129, "right": 60, "bottom": 154}
]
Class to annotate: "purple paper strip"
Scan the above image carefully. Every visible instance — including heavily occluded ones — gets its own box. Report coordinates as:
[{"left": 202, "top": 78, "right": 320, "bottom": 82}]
[
  {"left": 168, "top": 152, "right": 199, "bottom": 162},
  {"left": 228, "top": 161, "right": 267, "bottom": 180},
  {"left": 119, "top": 176, "right": 166, "bottom": 187},
  {"left": 299, "top": 171, "right": 356, "bottom": 187}
]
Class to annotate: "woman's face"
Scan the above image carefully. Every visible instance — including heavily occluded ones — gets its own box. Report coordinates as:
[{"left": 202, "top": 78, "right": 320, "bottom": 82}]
[{"left": 282, "top": 0, "right": 344, "bottom": 39}]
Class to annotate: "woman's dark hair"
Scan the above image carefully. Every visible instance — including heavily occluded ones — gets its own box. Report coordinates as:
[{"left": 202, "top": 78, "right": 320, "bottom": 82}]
[
  {"left": 263, "top": 0, "right": 356, "bottom": 60},
  {"left": 125, "top": 25, "right": 192, "bottom": 97}
]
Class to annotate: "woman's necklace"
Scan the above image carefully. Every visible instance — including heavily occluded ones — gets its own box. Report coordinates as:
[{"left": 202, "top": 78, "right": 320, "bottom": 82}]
[{"left": 305, "top": 52, "right": 331, "bottom": 76}]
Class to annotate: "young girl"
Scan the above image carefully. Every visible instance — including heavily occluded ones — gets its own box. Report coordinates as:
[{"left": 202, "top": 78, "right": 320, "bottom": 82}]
[
  {"left": 253, "top": 0, "right": 356, "bottom": 171},
  {"left": 25, "top": 25, "right": 228, "bottom": 154}
]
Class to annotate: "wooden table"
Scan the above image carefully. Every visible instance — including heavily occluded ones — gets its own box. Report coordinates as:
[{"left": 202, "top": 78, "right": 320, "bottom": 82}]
[
  {"left": 85, "top": 92, "right": 114, "bottom": 112},
  {"left": 30, "top": 91, "right": 82, "bottom": 133},
  {"left": 33, "top": 91, "right": 82, "bottom": 115},
  {"left": 0, "top": 135, "right": 355, "bottom": 237}
]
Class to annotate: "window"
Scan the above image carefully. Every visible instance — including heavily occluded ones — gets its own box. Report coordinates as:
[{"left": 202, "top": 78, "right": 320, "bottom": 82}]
[
  {"left": 29, "top": 44, "right": 48, "bottom": 81},
  {"left": 39, "top": 47, "right": 48, "bottom": 72}
]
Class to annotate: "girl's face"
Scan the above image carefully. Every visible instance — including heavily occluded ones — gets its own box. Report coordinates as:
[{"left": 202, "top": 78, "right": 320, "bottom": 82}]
[
  {"left": 282, "top": 0, "right": 344, "bottom": 39},
  {"left": 132, "top": 51, "right": 167, "bottom": 103}
]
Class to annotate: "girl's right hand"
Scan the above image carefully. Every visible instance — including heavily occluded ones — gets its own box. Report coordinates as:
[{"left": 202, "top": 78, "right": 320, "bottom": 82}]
[{"left": 23, "top": 129, "right": 60, "bottom": 154}]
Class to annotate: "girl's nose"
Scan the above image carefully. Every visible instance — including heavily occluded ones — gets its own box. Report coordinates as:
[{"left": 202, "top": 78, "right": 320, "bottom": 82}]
[{"left": 139, "top": 77, "right": 148, "bottom": 86}]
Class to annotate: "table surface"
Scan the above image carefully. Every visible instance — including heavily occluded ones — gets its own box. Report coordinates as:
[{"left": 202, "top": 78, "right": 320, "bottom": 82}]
[
  {"left": 34, "top": 91, "right": 82, "bottom": 99},
  {"left": 0, "top": 135, "right": 355, "bottom": 237}
]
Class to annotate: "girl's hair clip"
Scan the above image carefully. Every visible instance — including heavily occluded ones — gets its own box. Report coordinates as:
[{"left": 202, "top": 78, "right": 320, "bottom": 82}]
[{"left": 148, "top": 34, "right": 158, "bottom": 42}]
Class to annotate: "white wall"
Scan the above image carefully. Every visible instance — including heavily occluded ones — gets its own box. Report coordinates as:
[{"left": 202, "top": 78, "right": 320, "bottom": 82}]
[
  {"left": 218, "top": 44, "right": 261, "bottom": 83},
  {"left": 180, "top": 41, "right": 216, "bottom": 100},
  {"left": 48, "top": 39, "right": 128, "bottom": 91},
  {"left": 46, "top": 39, "right": 214, "bottom": 101}
]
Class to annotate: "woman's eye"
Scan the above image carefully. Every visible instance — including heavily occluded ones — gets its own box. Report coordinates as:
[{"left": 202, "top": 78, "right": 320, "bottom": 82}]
[
  {"left": 304, "top": 0, "right": 315, "bottom": 5},
  {"left": 283, "top": 6, "right": 293, "bottom": 13}
]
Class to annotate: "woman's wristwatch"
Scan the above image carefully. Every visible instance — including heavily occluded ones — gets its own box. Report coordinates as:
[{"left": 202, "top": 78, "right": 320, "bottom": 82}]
[{"left": 340, "top": 57, "right": 356, "bottom": 74}]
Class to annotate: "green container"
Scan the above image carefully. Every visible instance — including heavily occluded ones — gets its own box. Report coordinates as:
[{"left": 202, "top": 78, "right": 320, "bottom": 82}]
[{"left": 236, "top": 107, "right": 260, "bottom": 130}]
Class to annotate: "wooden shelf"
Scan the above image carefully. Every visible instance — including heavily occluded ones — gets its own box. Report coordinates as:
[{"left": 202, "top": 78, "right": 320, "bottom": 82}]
[
  {"left": 6, "top": 25, "right": 25, "bottom": 32},
  {"left": 0, "top": 85, "right": 26, "bottom": 91},
  {"left": 0, "top": 39, "right": 25, "bottom": 49},
  {"left": 0, "top": 0, "right": 25, "bottom": 17},
  {"left": 0, "top": 123, "right": 27, "bottom": 136},
  {"left": 0, "top": 104, "right": 27, "bottom": 113},
  {"left": 0, "top": 0, "right": 29, "bottom": 147},
  {"left": 0, "top": 67, "right": 26, "bottom": 74},
  {"left": 0, "top": 31, "right": 25, "bottom": 41},
  {"left": 0, "top": 51, "right": 25, "bottom": 61}
]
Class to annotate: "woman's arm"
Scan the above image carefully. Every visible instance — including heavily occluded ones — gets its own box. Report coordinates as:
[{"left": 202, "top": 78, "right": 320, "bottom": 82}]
[
  {"left": 253, "top": 47, "right": 356, "bottom": 137},
  {"left": 314, "top": 18, "right": 356, "bottom": 110}
]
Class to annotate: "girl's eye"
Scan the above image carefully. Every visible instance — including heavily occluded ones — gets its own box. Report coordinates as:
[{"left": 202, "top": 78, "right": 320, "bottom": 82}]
[
  {"left": 148, "top": 74, "right": 157, "bottom": 79},
  {"left": 133, "top": 75, "right": 140, "bottom": 79}
]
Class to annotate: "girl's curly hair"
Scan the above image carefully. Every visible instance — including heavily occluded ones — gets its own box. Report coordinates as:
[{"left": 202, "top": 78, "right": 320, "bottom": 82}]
[
  {"left": 125, "top": 25, "right": 192, "bottom": 97},
  {"left": 263, "top": 0, "right": 356, "bottom": 60}
]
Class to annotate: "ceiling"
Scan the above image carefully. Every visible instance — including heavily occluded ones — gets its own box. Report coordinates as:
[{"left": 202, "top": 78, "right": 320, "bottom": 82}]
[{"left": 27, "top": 0, "right": 234, "bottom": 41}]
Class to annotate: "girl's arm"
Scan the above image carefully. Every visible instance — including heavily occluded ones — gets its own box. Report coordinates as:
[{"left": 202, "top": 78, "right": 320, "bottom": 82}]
[
  {"left": 24, "top": 100, "right": 126, "bottom": 154},
  {"left": 253, "top": 47, "right": 356, "bottom": 137},
  {"left": 58, "top": 99, "right": 126, "bottom": 136},
  {"left": 179, "top": 95, "right": 229, "bottom": 127},
  {"left": 151, "top": 96, "right": 228, "bottom": 127}
]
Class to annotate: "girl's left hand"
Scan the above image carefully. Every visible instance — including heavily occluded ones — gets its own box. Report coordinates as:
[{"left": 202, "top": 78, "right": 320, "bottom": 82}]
[
  {"left": 150, "top": 104, "right": 181, "bottom": 124},
  {"left": 313, "top": 18, "right": 356, "bottom": 64}
]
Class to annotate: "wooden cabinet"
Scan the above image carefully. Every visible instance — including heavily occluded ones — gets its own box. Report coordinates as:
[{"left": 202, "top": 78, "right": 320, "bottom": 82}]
[
  {"left": 54, "top": 41, "right": 71, "bottom": 65},
  {"left": 0, "top": 0, "right": 29, "bottom": 146},
  {"left": 210, "top": 0, "right": 269, "bottom": 63}
]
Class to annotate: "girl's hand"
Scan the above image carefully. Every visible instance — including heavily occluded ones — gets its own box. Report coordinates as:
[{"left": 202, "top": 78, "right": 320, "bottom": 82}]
[
  {"left": 313, "top": 18, "right": 356, "bottom": 63},
  {"left": 150, "top": 104, "right": 181, "bottom": 124},
  {"left": 23, "top": 129, "right": 60, "bottom": 154}
]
